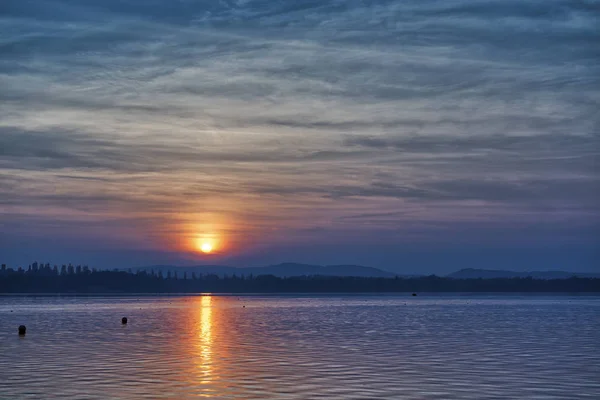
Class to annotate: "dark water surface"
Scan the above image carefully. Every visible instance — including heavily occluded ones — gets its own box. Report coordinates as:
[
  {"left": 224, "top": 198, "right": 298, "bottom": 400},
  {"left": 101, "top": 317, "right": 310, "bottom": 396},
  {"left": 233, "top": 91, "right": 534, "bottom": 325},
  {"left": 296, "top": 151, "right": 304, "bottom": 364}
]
[{"left": 1, "top": 295, "right": 599, "bottom": 399}]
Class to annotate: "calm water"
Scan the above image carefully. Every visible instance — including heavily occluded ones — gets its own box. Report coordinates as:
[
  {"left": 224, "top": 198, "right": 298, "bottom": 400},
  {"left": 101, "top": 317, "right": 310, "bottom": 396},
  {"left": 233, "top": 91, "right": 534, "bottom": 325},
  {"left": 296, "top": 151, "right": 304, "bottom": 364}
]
[{"left": 1, "top": 295, "right": 599, "bottom": 399}]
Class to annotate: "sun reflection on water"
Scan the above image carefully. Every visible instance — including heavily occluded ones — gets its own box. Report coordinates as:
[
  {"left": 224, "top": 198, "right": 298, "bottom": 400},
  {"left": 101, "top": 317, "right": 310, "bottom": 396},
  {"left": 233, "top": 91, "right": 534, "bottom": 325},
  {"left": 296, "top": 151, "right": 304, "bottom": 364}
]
[{"left": 196, "top": 295, "right": 213, "bottom": 385}]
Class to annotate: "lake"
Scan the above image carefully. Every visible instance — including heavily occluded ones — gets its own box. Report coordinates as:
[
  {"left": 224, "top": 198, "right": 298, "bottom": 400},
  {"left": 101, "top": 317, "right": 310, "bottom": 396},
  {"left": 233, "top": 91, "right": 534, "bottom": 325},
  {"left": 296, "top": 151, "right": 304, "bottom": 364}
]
[{"left": 1, "top": 295, "right": 599, "bottom": 399}]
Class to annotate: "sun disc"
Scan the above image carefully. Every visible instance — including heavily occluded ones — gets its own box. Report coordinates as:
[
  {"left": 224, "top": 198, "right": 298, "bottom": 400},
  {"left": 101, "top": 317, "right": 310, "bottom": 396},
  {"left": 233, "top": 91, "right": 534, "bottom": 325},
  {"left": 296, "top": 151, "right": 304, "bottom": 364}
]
[{"left": 200, "top": 242, "right": 213, "bottom": 253}]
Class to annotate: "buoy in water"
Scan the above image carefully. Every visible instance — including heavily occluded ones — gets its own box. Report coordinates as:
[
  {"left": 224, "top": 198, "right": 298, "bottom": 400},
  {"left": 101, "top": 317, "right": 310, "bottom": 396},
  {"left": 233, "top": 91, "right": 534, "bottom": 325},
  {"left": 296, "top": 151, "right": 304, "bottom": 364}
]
[
  {"left": 412, "top": 293, "right": 417, "bottom": 296},
  {"left": 122, "top": 317, "right": 128, "bottom": 324},
  {"left": 18, "top": 325, "right": 26, "bottom": 335}
]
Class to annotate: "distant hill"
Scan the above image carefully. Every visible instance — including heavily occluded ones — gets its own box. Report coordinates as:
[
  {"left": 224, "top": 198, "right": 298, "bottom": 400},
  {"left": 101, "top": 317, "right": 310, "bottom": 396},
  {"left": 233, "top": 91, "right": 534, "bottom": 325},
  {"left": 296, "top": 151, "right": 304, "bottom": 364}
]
[
  {"left": 132, "top": 262, "right": 397, "bottom": 278},
  {"left": 447, "top": 268, "right": 600, "bottom": 280},
  {"left": 128, "top": 265, "right": 599, "bottom": 280}
]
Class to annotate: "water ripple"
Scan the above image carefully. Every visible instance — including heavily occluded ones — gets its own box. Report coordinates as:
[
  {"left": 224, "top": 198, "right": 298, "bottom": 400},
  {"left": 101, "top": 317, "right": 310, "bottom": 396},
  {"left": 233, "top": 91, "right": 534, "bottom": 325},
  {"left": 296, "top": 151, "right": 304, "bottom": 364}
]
[{"left": 0, "top": 295, "right": 598, "bottom": 399}]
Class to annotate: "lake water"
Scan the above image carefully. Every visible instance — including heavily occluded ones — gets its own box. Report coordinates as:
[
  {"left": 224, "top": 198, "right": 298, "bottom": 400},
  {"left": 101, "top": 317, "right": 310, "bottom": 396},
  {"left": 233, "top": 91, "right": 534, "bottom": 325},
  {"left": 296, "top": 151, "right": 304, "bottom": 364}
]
[{"left": 1, "top": 295, "right": 599, "bottom": 399}]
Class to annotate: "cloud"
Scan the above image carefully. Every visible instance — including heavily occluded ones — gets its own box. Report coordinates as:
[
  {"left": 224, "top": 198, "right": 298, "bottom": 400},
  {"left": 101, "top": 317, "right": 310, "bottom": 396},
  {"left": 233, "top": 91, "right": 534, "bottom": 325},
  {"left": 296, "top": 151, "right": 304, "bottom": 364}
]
[{"left": 0, "top": 0, "right": 598, "bottom": 268}]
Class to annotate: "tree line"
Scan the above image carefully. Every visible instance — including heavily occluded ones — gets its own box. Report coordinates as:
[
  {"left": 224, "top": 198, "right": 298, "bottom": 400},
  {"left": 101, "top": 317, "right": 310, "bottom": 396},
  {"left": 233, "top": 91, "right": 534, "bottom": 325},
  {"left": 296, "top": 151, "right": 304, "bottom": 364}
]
[{"left": 1, "top": 262, "right": 599, "bottom": 293}]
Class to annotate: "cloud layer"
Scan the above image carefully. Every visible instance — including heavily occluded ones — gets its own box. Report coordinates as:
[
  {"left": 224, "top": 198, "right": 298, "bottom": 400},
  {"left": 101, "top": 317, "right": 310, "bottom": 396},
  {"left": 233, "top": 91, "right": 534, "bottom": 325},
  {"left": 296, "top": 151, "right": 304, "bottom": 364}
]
[{"left": 1, "top": 0, "right": 598, "bottom": 271}]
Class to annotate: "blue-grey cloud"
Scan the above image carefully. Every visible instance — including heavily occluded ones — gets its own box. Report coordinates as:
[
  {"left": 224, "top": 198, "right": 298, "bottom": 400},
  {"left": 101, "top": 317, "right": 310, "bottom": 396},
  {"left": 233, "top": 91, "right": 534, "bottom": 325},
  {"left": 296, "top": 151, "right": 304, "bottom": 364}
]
[{"left": 0, "top": 0, "right": 598, "bottom": 271}]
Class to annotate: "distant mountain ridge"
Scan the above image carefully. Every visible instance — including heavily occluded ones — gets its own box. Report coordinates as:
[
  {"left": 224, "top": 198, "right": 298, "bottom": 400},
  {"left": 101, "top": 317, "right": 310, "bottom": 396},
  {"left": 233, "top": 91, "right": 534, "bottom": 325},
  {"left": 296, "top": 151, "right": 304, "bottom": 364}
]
[
  {"left": 447, "top": 268, "right": 600, "bottom": 280},
  {"left": 129, "top": 264, "right": 599, "bottom": 280},
  {"left": 132, "top": 262, "right": 397, "bottom": 278}
]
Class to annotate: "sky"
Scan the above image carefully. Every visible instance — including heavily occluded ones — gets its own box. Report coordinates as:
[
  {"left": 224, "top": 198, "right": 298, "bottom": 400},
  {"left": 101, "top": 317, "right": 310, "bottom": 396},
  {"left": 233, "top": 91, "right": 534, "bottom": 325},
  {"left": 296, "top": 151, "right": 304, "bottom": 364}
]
[{"left": 0, "top": 0, "right": 598, "bottom": 274}]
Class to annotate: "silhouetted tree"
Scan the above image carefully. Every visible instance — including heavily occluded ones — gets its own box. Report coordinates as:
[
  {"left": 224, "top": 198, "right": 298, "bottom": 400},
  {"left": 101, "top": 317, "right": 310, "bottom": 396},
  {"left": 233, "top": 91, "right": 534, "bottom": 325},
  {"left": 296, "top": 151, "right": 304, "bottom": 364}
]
[{"left": 0, "top": 263, "right": 599, "bottom": 293}]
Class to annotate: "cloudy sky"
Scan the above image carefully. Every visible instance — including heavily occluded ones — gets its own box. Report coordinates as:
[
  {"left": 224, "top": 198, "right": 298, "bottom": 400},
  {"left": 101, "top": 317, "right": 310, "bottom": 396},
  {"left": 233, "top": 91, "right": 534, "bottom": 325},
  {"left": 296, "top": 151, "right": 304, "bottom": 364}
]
[{"left": 1, "top": 0, "right": 598, "bottom": 273}]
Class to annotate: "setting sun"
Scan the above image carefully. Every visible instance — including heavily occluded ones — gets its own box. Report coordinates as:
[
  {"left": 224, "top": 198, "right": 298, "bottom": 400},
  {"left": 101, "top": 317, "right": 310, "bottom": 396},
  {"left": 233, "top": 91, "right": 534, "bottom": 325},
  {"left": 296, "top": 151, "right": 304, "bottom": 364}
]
[{"left": 191, "top": 233, "right": 223, "bottom": 256}]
